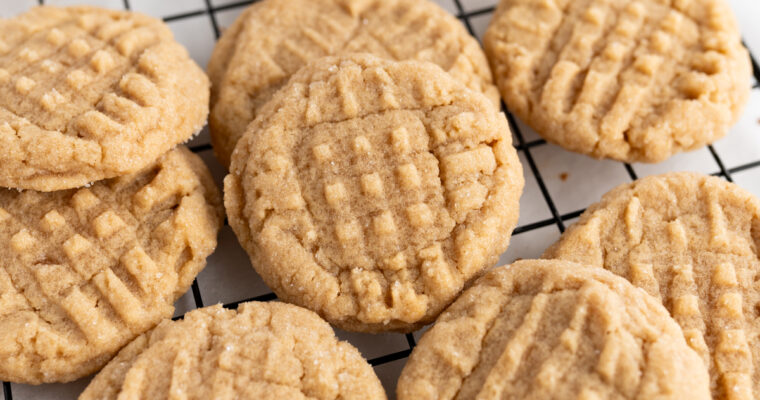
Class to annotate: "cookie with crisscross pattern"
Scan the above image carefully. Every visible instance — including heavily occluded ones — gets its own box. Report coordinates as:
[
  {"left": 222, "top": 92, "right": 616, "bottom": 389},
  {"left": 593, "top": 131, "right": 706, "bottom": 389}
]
[
  {"left": 80, "top": 302, "right": 386, "bottom": 400},
  {"left": 398, "top": 259, "right": 710, "bottom": 400},
  {"left": 484, "top": 0, "right": 751, "bottom": 163},
  {"left": 544, "top": 172, "right": 760, "bottom": 399},
  {"left": 0, "top": 6, "right": 209, "bottom": 191},
  {"left": 225, "top": 54, "right": 523, "bottom": 332},
  {"left": 207, "top": 0, "right": 499, "bottom": 168},
  {"left": 0, "top": 147, "right": 222, "bottom": 383}
]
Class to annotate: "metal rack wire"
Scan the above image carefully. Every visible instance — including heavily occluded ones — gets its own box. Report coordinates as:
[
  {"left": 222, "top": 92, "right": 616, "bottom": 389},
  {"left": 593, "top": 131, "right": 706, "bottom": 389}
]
[{"left": 4, "top": 0, "right": 760, "bottom": 398}]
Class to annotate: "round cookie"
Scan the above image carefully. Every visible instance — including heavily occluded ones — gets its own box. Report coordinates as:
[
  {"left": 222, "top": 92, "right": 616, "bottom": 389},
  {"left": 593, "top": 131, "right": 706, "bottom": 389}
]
[
  {"left": 80, "top": 302, "right": 387, "bottom": 400},
  {"left": 543, "top": 172, "right": 760, "bottom": 399},
  {"left": 483, "top": 0, "right": 751, "bottom": 163},
  {"left": 208, "top": 0, "right": 499, "bottom": 168},
  {"left": 0, "top": 6, "right": 210, "bottom": 191},
  {"left": 0, "top": 146, "right": 223, "bottom": 384},
  {"left": 397, "top": 259, "right": 711, "bottom": 400},
  {"left": 225, "top": 54, "right": 523, "bottom": 332}
]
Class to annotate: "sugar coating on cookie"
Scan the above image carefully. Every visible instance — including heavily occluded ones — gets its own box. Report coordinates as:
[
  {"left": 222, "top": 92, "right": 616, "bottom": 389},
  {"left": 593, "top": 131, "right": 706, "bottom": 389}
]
[
  {"left": 0, "top": 147, "right": 223, "bottom": 384},
  {"left": 207, "top": 0, "right": 499, "bottom": 168},
  {"left": 397, "top": 259, "right": 711, "bottom": 400},
  {"left": 484, "top": 0, "right": 751, "bottom": 163},
  {"left": 0, "top": 6, "right": 210, "bottom": 191},
  {"left": 80, "top": 302, "right": 387, "bottom": 400},
  {"left": 544, "top": 172, "right": 760, "bottom": 399},
  {"left": 224, "top": 54, "right": 523, "bottom": 332}
]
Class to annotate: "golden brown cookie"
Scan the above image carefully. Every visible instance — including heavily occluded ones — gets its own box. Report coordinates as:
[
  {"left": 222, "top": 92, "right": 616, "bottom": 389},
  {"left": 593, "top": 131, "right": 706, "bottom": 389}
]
[
  {"left": 483, "top": 0, "right": 751, "bottom": 163},
  {"left": 224, "top": 54, "right": 523, "bottom": 333},
  {"left": 207, "top": 0, "right": 499, "bottom": 168},
  {"left": 79, "top": 302, "right": 387, "bottom": 400},
  {"left": 544, "top": 172, "right": 760, "bottom": 399},
  {"left": 397, "top": 259, "right": 711, "bottom": 400},
  {"left": 0, "top": 6, "right": 209, "bottom": 191},
  {"left": 0, "top": 147, "right": 223, "bottom": 384}
]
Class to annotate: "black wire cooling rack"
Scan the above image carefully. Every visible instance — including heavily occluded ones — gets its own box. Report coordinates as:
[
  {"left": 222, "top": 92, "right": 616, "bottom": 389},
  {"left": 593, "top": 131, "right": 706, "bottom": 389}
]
[{"left": 4, "top": 0, "right": 760, "bottom": 398}]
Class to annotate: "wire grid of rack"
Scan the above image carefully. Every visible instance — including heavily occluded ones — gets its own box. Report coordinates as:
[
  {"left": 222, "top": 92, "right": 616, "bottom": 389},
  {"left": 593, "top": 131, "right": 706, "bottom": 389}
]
[{"left": 1, "top": 0, "right": 759, "bottom": 398}]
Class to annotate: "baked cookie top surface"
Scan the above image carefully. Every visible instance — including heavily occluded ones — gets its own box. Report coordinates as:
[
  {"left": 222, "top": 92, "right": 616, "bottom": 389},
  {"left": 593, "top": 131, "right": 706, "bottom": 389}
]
[
  {"left": 224, "top": 54, "right": 523, "bottom": 332},
  {"left": 544, "top": 172, "right": 760, "bottom": 399},
  {"left": 207, "top": 0, "right": 498, "bottom": 168},
  {"left": 483, "top": 0, "right": 751, "bottom": 163},
  {"left": 80, "top": 302, "right": 387, "bottom": 400},
  {"left": 0, "top": 147, "right": 222, "bottom": 384},
  {"left": 397, "top": 259, "right": 711, "bottom": 400},
  {"left": 0, "top": 6, "right": 209, "bottom": 191}
]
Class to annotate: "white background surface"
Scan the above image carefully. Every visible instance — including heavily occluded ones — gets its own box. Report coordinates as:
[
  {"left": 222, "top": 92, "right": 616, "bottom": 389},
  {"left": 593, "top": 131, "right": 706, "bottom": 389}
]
[{"left": 2, "top": 0, "right": 759, "bottom": 399}]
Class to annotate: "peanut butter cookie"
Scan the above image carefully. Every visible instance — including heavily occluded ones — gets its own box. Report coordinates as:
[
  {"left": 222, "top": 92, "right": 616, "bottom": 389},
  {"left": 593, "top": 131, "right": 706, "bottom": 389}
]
[
  {"left": 0, "top": 147, "right": 222, "bottom": 383},
  {"left": 224, "top": 54, "right": 523, "bottom": 332},
  {"left": 208, "top": 0, "right": 498, "bottom": 168},
  {"left": 0, "top": 6, "right": 209, "bottom": 190},
  {"left": 80, "top": 302, "right": 386, "bottom": 400},
  {"left": 545, "top": 172, "right": 760, "bottom": 399},
  {"left": 484, "top": 0, "right": 751, "bottom": 162},
  {"left": 398, "top": 260, "right": 710, "bottom": 400}
]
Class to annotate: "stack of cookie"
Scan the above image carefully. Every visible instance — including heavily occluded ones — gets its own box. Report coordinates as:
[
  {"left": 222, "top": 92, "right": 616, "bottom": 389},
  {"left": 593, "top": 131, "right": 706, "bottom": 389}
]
[{"left": 0, "top": 6, "right": 224, "bottom": 385}]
